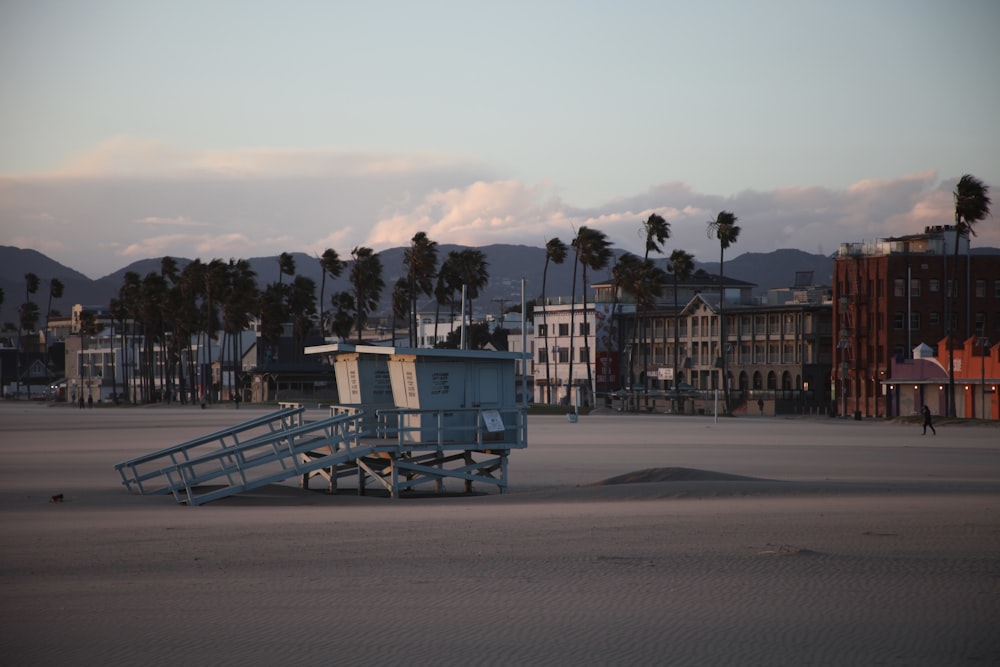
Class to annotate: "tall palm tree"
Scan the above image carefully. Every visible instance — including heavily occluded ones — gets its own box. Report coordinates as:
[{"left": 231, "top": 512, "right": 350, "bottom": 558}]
[
  {"left": 18, "top": 272, "right": 40, "bottom": 398},
  {"left": 391, "top": 277, "right": 410, "bottom": 345},
  {"left": 707, "top": 211, "right": 741, "bottom": 413},
  {"left": 403, "top": 232, "right": 439, "bottom": 346},
  {"left": 452, "top": 249, "right": 489, "bottom": 349},
  {"left": 570, "top": 227, "right": 613, "bottom": 406},
  {"left": 277, "top": 252, "right": 296, "bottom": 288},
  {"left": 541, "top": 237, "right": 568, "bottom": 403},
  {"left": 318, "top": 248, "right": 344, "bottom": 339},
  {"left": 349, "top": 246, "right": 385, "bottom": 342},
  {"left": 433, "top": 252, "right": 463, "bottom": 347},
  {"left": 668, "top": 249, "right": 695, "bottom": 398},
  {"left": 288, "top": 275, "right": 317, "bottom": 359},
  {"left": 642, "top": 213, "right": 671, "bottom": 261},
  {"left": 639, "top": 214, "right": 670, "bottom": 396},
  {"left": 43, "top": 277, "right": 64, "bottom": 370},
  {"left": 222, "top": 258, "right": 258, "bottom": 401},
  {"left": 946, "top": 174, "right": 992, "bottom": 417}
]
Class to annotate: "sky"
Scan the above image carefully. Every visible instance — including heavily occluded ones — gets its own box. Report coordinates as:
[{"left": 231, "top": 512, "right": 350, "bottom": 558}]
[{"left": 1, "top": 0, "right": 998, "bottom": 280}]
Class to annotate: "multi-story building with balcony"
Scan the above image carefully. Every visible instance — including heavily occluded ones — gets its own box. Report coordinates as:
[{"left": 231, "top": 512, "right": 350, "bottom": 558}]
[{"left": 834, "top": 225, "right": 1000, "bottom": 419}]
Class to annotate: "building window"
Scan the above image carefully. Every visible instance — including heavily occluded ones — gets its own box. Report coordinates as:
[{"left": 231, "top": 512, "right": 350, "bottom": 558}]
[
  {"left": 579, "top": 347, "right": 589, "bottom": 362},
  {"left": 975, "top": 280, "right": 986, "bottom": 298},
  {"left": 537, "top": 348, "right": 548, "bottom": 363},
  {"left": 558, "top": 323, "right": 569, "bottom": 336},
  {"left": 558, "top": 348, "right": 569, "bottom": 363},
  {"left": 929, "top": 311, "right": 940, "bottom": 327},
  {"left": 975, "top": 312, "right": 986, "bottom": 334},
  {"left": 579, "top": 322, "right": 590, "bottom": 336},
  {"left": 894, "top": 312, "right": 904, "bottom": 330},
  {"left": 909, "top": 279, "right": 921, "bottom": 297},
  {"left": 947, "top": 280, "right": 957, "bottom": 297},
  {"left": 537, "top": 324, "right": 547, "bottom": 337},
  {"left": 910, "top": 312, "right": 920, "bottom": 330},
  {"left": 893, "top": 278, "right": 905, "bottom": 297},
  {"left": 929, "top": 279, "right": 940, "bottom": 293}
]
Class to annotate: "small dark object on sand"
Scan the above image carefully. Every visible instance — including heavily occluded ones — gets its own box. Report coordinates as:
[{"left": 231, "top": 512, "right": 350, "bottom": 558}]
[{"left": 50, "top": 493, "right": 64, "bottom": 503}]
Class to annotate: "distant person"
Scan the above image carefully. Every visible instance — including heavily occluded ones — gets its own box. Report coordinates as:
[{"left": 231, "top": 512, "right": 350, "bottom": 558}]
[
  {"left": 921, "top": 404, "right": 936, "bottom": 435},
  {"left": 79, "top": 395, "right": 85, "bottom": 409},
  {"left": 757, "top": 398, "right": 764, "bottom": 416},
  {"left": 87, "top": 395, "right": 93, "bottom": 409}
]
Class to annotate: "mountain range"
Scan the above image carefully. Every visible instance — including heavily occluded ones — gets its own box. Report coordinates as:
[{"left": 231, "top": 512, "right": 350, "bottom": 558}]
[{"left": 0, "top": 244, "right": 839, "bottom": 328}]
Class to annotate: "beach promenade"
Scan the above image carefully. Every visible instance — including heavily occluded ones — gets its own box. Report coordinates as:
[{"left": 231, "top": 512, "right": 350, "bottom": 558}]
[{"left": 1, "top": 402, "right": 997, "bottom": 665}]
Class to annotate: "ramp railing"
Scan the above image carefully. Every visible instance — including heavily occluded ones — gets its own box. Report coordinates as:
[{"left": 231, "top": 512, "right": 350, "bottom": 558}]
[
  {"left": 114, "top": 407, "right": 305, "bottom": 495},
  {"left": 159, "top": 411, "right": 369, "bottom": 505}
]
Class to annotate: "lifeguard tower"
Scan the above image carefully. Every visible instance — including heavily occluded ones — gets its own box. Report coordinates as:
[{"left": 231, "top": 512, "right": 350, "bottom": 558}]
[{"left": 114, "top": 345, "right": 528, "bottom": 505}]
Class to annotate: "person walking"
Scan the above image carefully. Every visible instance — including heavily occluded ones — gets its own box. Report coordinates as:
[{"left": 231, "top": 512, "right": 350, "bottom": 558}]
[
  {"left": 921, "top": 404, "right": 936, "bottom": 435},
  {"left": 757, "top": 398, "right": 764, "bottom": 416}
]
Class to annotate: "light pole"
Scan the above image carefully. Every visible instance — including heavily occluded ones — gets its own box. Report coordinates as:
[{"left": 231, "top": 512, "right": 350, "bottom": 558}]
[
  {"left": 552, "top": 344, "right": 559, "bottom": 405},
  {"left": 978, "top": 337, "right": 990, "bottom": 421}
]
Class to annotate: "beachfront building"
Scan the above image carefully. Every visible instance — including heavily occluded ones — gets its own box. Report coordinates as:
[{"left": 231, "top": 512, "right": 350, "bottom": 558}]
[
  {"left": 617, "top": 275, "right": 833, "bottom": 415},
  {"left": 834, "top": 226, "right": 1000, "bottom": 419},
  {"left": 886, "top": 338, "right": 999, "bottom": 420}
]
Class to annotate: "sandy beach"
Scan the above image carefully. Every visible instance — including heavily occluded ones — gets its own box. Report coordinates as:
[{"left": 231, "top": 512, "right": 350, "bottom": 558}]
[{"left": 1, "top": 402, "right": 998, "bottom": 666}]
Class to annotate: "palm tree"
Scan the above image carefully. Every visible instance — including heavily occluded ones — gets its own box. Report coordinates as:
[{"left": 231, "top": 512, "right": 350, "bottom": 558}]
[
  {"left": 277, "top": 252, "right": 296, "bottom": 288},
  {"left": 222, "top": 259, "right": 258, "bottom": 401},
  {"left": 639, "top": 214, "right": 670, "bottom": 397},
  {"left": 288, "top": 275, "right": 317, "bottom": 359},
  {"left": 946, "top": 174, "right": 992, "bottom": 417},
  {"left": 541, "top": 237, "right": 568, "bottom": 403},
  {"left": 451, "top": 249, "right": 489, "bottom": 349},
  {"left": 707, "top": 211, "right": 741, "bottom": 413},
  {"left": 391, "top": 277, "right": 410, "bottom": 345},
  {"left": 318, "top": 248, "right": 344, "bottom": 339},
  {"left": 349, "top": 246, "right": 385, "bottom": 342},
  {"left": 433, "top": 252, "right": 463, "bottom": 347},
  {"left": 43, "top": 277, "right": 64, "bottom": 370},
  {"left": 329, "top": 291, "right": 356, "bottom": 341},
  {"left": 17, "top": 272, "right": 40, "bottom": 398},
  {"left": 403, "top": 232, "right": 439, "bottom": 346},
  {"left": 667, "top": 249, "right": 695, "bottom": 399},
  {"left": 570, "top": 227, "right": 613, "bottom": 406}
]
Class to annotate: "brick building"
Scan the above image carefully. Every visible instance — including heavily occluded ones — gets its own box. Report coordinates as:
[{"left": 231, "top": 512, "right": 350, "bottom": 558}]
[{"left": 834, "top": 225, "right": 1000, "bottom": 418}]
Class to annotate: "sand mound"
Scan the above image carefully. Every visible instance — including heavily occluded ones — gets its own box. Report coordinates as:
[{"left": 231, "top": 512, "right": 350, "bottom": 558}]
[{"left": 588, "top": 467, "right": 762, "bottom": 486}]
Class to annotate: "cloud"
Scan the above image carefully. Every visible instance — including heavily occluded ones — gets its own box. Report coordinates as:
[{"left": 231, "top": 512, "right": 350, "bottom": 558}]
[{"left": 1, "top": 139, "right": 997, "bottom": 279}]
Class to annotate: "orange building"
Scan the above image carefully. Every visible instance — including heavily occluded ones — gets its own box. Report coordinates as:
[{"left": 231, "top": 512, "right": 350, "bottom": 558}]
[{"left": 886, "top": 337, "right": 999, "bottom": 420}]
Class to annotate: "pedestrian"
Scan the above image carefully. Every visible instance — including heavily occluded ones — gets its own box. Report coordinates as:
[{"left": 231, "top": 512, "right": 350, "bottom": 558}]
[
  {"left": 921, "top": 404, "right": 936, "bottom": 435},
  {"left": 79, "top": 394, "right": 85, "bottom": 409},
  {"left": 87, "top": 395, "right": 93, "bottom": 409},
  {"left": 757, "top": 398, "right": 764, "bottom": 416}
]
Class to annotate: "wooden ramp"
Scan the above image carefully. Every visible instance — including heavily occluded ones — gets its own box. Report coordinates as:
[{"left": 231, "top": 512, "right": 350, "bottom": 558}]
[
  {"left": 116, "top": 405, "right": 528, "bottom": 505},
  {"left": 114, "top": 407, "right": 306, "bottom": 495}
]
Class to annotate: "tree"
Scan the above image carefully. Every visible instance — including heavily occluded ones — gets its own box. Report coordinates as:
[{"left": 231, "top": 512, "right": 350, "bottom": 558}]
[
  {"left": 43, "top": 277, "right": 64, "bottom": 370},
  {"left": 541, "top": 237, "right": 568, "bottom": 403},
  {"left": 667, "top": 249, "right": 695, "bottom": 398},
  {"left": 329, "top": 292, "right": 356, "bottom": 341},
  {"left": 433, "top": 252, "right": 463, "bottom": 347},
  {"left": 403, "top": 232, "right": 439, "bottom": 346},
  {"left": 17, "top": 272, "right": 40, "bottom": 398},
  {"left": 288, "top": 275, "right": 317, "bottom": 358},
  {"left": 450, "top": 249, "right": 489, "bottom": 349},
  {"left": 569, "top": 227, "right": 613, "bottom": 406},
  {"left": 707, "top": 211, "right": 741, "bottom": 412},
  {"left": 946, "top": 174, "right": 992, "bottom": 417},
  {"left": 391, "top": 277, "right": 411, "bottom": 345},
  {"left": 277, "top": 252, "right": 296, "bottom": 288},
  {"left": 349, "top": 247, "right": 385, "bottom": 342},
  {"left": 318, "top": 248, "right": 344, "bottom": 339},
  {"left": 222, "top": 259, "right": 258, "bottom": 400},
  {"left": 642, "top": 213, "right": 671, "bottom": 261}
]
